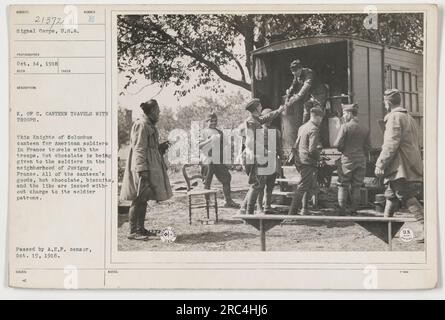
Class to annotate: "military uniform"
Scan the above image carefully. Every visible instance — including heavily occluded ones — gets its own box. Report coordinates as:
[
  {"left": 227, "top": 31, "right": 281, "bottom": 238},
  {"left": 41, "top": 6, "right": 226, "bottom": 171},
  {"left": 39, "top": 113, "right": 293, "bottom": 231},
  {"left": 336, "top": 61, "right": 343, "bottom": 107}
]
[
  {"left": 286, "top": 61, "right": 329, "bottom": 148},
  {"left": 376, "top": 104, "right": 423, "bottom": 216},
  {"left": 334, "top": 104, "right": 371, "bottom": 213},
  {"left": 375, "top": 89, "right": 423, "bottom": 243},
  {"left": 288, "top": 108, "right": 323, "bottom": 215},
  {"left": 239, "top": 99, "right": 285, "bottom": 214},
  {"left": 256, "top": 109, "right": 283, "bottom": 211},
  {"left": 199, "top": 122, "right": 237, "bottom": 207}
]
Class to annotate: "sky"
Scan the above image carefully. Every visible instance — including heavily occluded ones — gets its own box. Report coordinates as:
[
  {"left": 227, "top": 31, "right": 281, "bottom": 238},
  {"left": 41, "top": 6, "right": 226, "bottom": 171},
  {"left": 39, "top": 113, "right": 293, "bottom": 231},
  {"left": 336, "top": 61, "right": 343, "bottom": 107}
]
[
  {"left": 118, "top": 72, "right": 249, "bottom": 120},
  {"left": 118, "top": 31, "right": 250, "bottom": 120}
]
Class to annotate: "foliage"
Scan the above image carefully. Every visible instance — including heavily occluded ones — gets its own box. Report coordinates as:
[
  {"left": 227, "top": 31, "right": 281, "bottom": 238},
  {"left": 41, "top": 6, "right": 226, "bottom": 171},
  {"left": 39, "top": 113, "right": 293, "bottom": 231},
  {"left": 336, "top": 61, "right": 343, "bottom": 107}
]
[
  {"left": 118, "top": 107, "right": 132, "bottom": 149},
  {"left": 118, "top": 13, "right": 423, "bottom": 95},
  {"left": 156, "top": 107, "right": 178, "bottom": 142},
  {"left": 174, "top": 90, "right": 251, "bottom": 130}
]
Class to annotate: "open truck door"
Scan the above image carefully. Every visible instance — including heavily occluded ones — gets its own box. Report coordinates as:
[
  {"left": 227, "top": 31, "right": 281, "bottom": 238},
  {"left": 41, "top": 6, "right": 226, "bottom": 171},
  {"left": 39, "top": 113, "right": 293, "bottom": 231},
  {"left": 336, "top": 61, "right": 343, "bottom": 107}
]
[
  {"left": 250, "top": 35, "right": 423, "bottom": 160},
  {"left": 251, "top": 36, "right": 352, "bottom": 157},
  {"left": 349, "top": 40, "right": 385, "bottom": 150}
]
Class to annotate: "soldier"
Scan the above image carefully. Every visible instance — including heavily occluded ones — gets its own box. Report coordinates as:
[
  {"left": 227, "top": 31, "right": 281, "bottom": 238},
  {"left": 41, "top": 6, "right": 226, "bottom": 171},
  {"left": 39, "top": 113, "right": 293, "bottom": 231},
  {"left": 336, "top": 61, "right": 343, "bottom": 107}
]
[
  {"left": 288, "top": 107, "right": 324, "bottom": 215},
  {"left": 256, "top": 108, "right": 283, "bottom": 212},
  {"left": 285, "top": 59, "right": 329, "bottom": 124},
  {"left": 239, "top": 99, "right": 286, "bottom": 215},
  {"left": 120, "top": 100, "right": 173, "bottom": 241},
  {"left": 199, "top": 113, "right": 239, "bottom": 208},
  {"left": 333, "top": 104, "right": 371, "bottom": 215},
  {"left": 375, "top": 89, "right": 424, "bottom": 242}
]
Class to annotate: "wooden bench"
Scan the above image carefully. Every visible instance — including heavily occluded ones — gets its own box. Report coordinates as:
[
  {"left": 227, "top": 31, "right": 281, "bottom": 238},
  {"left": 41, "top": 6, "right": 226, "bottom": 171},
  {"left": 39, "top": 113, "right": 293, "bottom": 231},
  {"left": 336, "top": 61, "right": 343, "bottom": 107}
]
[{"left": 232, "top": 213, "right": 416, "bottom": 251}]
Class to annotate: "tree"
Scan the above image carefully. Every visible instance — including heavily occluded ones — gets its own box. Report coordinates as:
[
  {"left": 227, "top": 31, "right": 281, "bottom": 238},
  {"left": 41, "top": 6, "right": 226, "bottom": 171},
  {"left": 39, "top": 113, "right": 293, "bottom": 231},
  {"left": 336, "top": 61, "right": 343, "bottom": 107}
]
[
  {"left": 156, "top": 106, "right": 178, "bottom": 142},
  {"left": 118, "top": 13, "right": 423, "bottom": 96},
  {"left": 118, "top": 14, "right": 254, "bottom": 96},
  {"left": 118, "top": 107, "right": 132, "bottom": 149},
  {"left": 175, "top": 90, "right": 251, "bottom": 130}
]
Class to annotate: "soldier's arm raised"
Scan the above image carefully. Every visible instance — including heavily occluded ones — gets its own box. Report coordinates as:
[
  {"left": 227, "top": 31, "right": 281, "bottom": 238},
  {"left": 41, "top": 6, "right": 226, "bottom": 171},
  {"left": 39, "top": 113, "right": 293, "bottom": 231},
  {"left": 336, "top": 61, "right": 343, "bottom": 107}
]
[
  {"left": 296, "top": 69, "right": 314, "bottom": 98},
  {"left": 256, "top": 105, "right": 286, "bottom": 124}
]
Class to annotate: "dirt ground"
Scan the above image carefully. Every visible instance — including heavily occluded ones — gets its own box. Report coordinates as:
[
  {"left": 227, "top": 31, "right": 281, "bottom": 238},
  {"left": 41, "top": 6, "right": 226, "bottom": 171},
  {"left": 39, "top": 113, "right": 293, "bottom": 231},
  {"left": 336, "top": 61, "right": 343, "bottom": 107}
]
[{"left": 118, "top": 170, "right": 424, "bottom": 252}]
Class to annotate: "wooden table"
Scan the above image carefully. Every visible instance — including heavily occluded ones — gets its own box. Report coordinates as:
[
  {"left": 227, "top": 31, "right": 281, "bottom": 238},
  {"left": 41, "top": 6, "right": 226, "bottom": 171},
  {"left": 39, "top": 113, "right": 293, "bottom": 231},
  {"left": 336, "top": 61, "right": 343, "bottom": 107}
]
[{"left": 233, "top": 213, "right": 416, "bottom": 251}]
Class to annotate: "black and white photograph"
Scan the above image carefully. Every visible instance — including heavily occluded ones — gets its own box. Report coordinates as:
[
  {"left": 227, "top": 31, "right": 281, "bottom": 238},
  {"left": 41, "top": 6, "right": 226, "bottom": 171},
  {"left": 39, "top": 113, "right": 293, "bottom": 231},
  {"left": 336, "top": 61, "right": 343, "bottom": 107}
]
[
  {"left": 116, "top": 12, "right": 426, "bottom": 253},
  {"left": 4, "top": 0, "right": 442, "bottom": 293}
]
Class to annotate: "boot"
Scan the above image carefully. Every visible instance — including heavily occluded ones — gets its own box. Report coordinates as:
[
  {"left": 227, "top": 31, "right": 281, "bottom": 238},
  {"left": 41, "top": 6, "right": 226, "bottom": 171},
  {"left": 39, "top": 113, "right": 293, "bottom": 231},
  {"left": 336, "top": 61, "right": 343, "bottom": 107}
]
[
  {"left": 406, "top": 197, "right": 424, "bottom": 221},
  {"left": 288, "top": 191, "right": 304, "bottom": 215},
  {"left": 406, "top": 197, "right": 424, "bottom": 243},
  {"left": 383, "top": 198, "right": 398, "bottom": 218},
  {"left": 137, "top": 201, "right": 148, "bottom": 235},
  {"left": 264, "top": 192, "right": 273, "bottom": 212},
  {"left": 128, "top": 202, "right": 138, "bottom": 236},
  {"left": 239, "top": 195, "right": 247, "bottom": 214},
  {"left": 223, "top": 184, "right": 240, "bottom": 208},
  {"left": 350, "top": 187, "right": 361, "bottom": 214},
  {"left": 257, "top": 189, "right": 265, "bottom": 213},
  {"left": 246, "top": 203, "right": 256, "bottom": 215},
  {"left": 300, "top": 192, "right": 309, "bottom": 215},
  {"left": 246, "top": 188, "right": 260, "bottom": 215},
  {"left": 337, "top": 186, "right": 348, "bottom": 216},
  {"left": 127, "top": 200, "right": 148, "bottom": 241}
]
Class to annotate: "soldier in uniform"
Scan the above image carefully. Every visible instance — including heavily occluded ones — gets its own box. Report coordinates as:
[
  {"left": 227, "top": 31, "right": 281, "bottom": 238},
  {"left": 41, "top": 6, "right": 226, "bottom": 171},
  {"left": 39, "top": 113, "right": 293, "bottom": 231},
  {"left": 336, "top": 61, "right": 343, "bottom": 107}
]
[
  {"left": 199, "top": 113, "right": 239, "bottom": 208},
  {"left": 333, "top": 104, "right": 371, "bottom": 215},
  {"left": 375, "top": 89, "right": 424, "bottom": 242},
  {"left": 120, "top": 100, "right": 173, "bottom": 241},
  {"left": 288, "top": 107, "right": 324, "bottom": 215},
  {"left": 239, "top": 99, "right": 285, "bottom": 215},
  {"left": 285, "top": 59, "right": 329, "bottom": 124},
  {"left": 256, "top": 108, "right": 283, "bottom": 212}
]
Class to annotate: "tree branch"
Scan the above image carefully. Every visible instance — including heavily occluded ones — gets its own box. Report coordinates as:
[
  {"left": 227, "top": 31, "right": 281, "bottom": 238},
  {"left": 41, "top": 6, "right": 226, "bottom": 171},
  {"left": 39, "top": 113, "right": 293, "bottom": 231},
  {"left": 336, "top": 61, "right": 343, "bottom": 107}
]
[
  {"left": 223, "top": 49, "right": 247, "bottom": 83},
  {"left": 150, "top": 22, "right": 251, "bottom": 90}
]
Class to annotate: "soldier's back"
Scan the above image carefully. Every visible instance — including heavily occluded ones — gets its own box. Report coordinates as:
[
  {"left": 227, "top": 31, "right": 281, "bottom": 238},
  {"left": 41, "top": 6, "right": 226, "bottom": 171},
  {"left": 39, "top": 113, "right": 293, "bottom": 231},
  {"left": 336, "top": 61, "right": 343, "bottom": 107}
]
[{"left": 342, "top": 119, "right": 369, "bottom": 159}]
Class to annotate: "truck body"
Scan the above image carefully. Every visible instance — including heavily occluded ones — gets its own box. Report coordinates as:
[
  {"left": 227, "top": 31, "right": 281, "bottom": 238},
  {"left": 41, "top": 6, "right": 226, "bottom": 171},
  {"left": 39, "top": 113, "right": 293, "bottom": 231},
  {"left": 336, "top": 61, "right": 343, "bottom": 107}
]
[{"left": 250, "top": 35, "right": 423, "bottom": 158}]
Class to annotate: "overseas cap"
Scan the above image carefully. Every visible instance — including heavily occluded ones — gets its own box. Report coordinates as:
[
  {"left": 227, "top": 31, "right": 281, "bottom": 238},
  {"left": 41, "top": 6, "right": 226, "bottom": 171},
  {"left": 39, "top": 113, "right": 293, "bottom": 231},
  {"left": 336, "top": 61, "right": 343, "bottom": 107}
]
[
  {"left": 384, "top": 88, "right": 402, "bottom": 105},
  {"left": 310, "top": 107, "right": 324, "bottom": 117},
  {"left": 342, "top": 103, "right": 358, "bottom": 112},
  {"left": 290, "top": 59, "right": 302, "bottom": 70},
  {"left": 245, "top": 98, "right": 261, "bottom": 112},
  {"left": 206, "top": 112, "right": 217, "bottom": 122}
]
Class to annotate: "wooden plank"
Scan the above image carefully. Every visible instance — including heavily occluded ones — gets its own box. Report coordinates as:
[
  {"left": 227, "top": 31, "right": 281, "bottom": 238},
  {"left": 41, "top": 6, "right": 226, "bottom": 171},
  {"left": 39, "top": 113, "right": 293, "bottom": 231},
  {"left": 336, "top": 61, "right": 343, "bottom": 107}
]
[
  {"left": 232, "top": 214, "right": 416, "bottom": 223},
  {"left": 260, "top": 220, "right": 266, "bottom": 251},
  {"left": 272, "top": 191, "right": 294, "bottom": 197},
  {"left": 271, "top": 204, "right": 290, "bottom": 209},
  {"left": 352, "top": 44, "right": 372, "bottom": 144},
  {"left": 252, "top": 36, "right": 347, "bottom": 55},
  {"left": 384, "top": 51, "right": 423, "bottom": 64},
  {"left": 276, "top": 178, "right": 300, "bottom": 184},
  {"left": 350, "top": 40, "right": 383, "bottom": 51},
  {"left": 369, "top": 47, "right": 384, "bottom": 145}
]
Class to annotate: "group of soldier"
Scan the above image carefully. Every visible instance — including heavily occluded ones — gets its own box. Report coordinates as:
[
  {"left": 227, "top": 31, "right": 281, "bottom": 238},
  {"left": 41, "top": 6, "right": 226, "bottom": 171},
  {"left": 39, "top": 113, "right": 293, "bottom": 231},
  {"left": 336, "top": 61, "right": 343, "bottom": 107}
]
[{"left": 120, "top": 59, "right": 424, "bottom": 243}]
